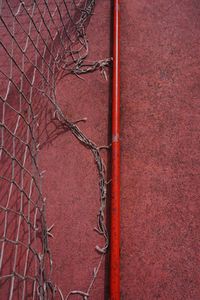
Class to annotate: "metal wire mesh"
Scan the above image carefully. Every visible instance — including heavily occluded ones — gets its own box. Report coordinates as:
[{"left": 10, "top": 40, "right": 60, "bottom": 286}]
[{"left": 0, "top": 0, "right": 109, "bottom": 299}]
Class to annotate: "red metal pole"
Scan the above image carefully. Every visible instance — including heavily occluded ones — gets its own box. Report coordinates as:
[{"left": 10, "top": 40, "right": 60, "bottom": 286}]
[{"left": 110, "top": 0, "right": 120, "bottom": 299}]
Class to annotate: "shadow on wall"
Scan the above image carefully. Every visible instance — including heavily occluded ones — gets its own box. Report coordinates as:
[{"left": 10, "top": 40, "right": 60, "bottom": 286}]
[{"left": 0, "top": 0, "right": 96, "bottom": 299}]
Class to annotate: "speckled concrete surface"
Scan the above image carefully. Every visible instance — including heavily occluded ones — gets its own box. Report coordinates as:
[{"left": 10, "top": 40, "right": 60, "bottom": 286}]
[
  {"left": 121, "top": 1, "right": 200, "bottom": 299},
  {"left": 27, "top": 0, "right": 200, "bottom": 299},
  {"left": 0, "top": 0, "right": 200, "bottom": 300}
]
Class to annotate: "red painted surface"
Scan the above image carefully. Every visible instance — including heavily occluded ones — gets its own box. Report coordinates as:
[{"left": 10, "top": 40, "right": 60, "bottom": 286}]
[
  {"left": 120, "top": 0, "right": 200, "bottom": 299},
  {"left": 110, "top": 0, "right": 120, "bottom": 299},
  {"left": 2, "top": 0, "right": 200, "bottom": 299}
]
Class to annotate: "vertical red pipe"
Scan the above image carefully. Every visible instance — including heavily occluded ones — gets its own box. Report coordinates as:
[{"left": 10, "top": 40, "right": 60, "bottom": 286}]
[{"left": 110, "top": 0, "right": 120, "bottom": 299}]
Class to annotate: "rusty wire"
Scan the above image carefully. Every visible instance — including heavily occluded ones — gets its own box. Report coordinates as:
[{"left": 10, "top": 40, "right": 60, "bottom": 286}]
[{"left": 0, "top": 0, "right": 110, "bottom": 299}]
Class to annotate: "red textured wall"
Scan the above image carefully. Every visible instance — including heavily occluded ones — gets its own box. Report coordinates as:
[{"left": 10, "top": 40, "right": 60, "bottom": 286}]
[
  {"left": 1, "top": 0, "right": 200, "bottom": 299},
  {"left": 42, "top": 0, "right": 200, "bottom": 299},
  {"left": 121, "top": 0, "right": 200, "bottom": 299}
]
